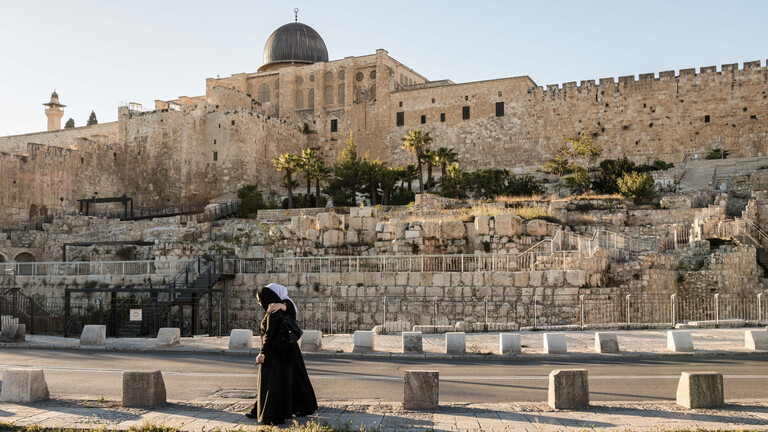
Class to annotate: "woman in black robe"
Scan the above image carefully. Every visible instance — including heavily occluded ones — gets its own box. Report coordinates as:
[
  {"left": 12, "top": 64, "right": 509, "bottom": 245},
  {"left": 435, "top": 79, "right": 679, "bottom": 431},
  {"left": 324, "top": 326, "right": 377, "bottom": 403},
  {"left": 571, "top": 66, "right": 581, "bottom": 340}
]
[
  {"left": 246, "top": 286, "right": 294, "bottom": 425},
  {"left": 264, "top": 283, "right": 318, "bottom": 416}
]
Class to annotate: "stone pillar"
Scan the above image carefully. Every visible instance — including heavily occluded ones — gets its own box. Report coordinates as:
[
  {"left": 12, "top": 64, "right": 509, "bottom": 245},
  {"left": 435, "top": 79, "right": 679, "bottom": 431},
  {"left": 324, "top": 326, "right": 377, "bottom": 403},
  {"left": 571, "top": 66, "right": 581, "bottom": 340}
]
[
  {"left": 403, "top": 370, "right": 439, "bottom": 410},
  {"left": 353, "top": 330, "right": 374, "bottom": 353},
  {"left": 300, "top": 330, "right": 323, "bottom": 352},
  {"left": 228, "top": 329, "right": 253, "bottom": 350},
  {"left": 676, "top": 372, "right": 724, "bottom": 409},
  {"left": 1, "top": 369, "right": 49, "bottom": 403},
  {"left": 499, "top": 333, "right": 521, "bottom": 355},
  {"left": 155, "top": 328, "right": 181, "bottom": 348},
  {"left": 80, "top": 325, "right": 106, "bottom": 346},
  {"left": 548, "top": 369, "right": 589, "bottom": 410},
  {"left": 122, "top": 371, "right": 167, "bottom": 408},
  {"left": 594, "top": 332, "right": 619, "bottom": 353}
]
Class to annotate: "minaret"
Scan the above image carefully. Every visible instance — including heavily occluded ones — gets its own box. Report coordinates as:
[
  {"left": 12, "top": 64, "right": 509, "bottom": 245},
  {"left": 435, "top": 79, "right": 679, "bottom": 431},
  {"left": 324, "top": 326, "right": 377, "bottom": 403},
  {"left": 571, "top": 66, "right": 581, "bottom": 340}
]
[{"left": 43, "top": 90, "right": 66, "bottom": 131}]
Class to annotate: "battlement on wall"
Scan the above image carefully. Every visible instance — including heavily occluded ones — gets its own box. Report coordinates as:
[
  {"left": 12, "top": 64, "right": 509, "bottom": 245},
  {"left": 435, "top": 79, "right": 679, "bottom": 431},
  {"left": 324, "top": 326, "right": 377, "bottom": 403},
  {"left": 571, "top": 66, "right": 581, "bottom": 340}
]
[{"left": 534, "top": 59, "right": 768, "bottom": 96}]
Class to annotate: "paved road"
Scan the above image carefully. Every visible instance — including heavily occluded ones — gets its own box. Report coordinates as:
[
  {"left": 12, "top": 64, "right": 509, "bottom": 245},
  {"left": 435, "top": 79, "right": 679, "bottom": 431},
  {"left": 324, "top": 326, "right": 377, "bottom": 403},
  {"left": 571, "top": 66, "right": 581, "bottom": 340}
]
[{"left": 2, "top": 350, "right": 767, "bottom": 403}]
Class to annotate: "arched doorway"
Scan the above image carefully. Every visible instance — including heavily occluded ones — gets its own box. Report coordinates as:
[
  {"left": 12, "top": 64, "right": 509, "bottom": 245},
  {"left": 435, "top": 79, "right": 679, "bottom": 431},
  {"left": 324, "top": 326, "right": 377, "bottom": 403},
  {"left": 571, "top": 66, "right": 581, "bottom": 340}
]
[
  {"left": 14, "top": 252, "right": 36, "bottom": 276},
  {"left": 29, "top": 204, "right": 39, "bottom": 218}
]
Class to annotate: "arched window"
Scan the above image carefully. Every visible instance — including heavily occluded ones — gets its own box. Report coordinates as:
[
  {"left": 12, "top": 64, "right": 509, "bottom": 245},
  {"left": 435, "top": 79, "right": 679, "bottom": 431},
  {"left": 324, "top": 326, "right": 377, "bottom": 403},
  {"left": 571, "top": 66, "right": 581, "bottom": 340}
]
[
  {"left": 324, "top": 86, "right": 333, "bottom": 105},
  {"left": 14, "top": 252, "right": 36, "bottom": 276},
  {"left": 295, "top": 90, "right": 304, "bottom": 110},
  {"left": 0, "top": 253, "right": 7, "bottom": 263},
  {"left": 257, "top": 84, "right": 270, "bottom": 103},
  {"left": 338, "top": 84, "right": 345, "bottom": 105},
  {"left": 308, "top": 89, "right": 314, "bottom": 108},
  {"left": 371, "top": 84, "right": 376, "bottom": 100},
  {"left": 29, "top": 204, "right": 38, "bottom": 218}
]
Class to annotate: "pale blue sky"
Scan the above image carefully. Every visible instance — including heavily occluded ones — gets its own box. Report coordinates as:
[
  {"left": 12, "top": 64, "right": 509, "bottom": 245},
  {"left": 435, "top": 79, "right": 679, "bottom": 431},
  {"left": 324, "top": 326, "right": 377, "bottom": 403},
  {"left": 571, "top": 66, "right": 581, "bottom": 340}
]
[{"left": 1, "top": 0, "right": 767, "bottom": 137}]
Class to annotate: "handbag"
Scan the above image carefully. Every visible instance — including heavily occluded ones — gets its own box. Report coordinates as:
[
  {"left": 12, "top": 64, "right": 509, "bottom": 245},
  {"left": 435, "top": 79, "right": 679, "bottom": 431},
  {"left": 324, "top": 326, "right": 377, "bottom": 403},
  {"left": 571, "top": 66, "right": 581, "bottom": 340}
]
[{"left": 281, "top": 313, "right": 303, "bottom": 344}]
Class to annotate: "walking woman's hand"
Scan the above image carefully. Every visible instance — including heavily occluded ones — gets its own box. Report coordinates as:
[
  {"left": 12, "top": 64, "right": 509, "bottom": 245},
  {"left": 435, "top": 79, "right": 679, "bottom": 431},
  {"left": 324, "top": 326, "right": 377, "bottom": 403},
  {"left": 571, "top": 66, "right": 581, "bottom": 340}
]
[
  {"left": 255, "top": 354, "right": 265, "bottom": 364},
  {"left": 266, "top": 303, "right": 287, "bottom": 314}
]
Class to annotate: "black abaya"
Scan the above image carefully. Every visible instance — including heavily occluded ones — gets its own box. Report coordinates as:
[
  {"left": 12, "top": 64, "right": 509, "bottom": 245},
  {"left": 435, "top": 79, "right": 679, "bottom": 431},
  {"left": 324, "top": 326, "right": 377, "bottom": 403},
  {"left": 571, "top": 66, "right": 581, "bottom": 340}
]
[
  {"left": 283, "top": 299, "right": 318, "bottom": 415},
  {"left": 252, "top": 310, "right": 294, "bottom": 424}
]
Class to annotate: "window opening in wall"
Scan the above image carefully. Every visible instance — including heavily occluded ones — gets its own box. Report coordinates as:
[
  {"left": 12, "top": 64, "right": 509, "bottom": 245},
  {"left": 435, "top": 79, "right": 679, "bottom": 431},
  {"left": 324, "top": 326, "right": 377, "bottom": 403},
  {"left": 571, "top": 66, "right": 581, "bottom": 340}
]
[
  {"left": 440, "top": 113, "right": 445, "bottom": 122},
  {"left": 338, "top": 70, "right": 345, "bottom": 80},
  {"left": 308, "top": 89, "right": 315, "bottom": 107},
  {"left": 325, "top": 72, "right": 333, "bottom": 82},
  {"left": 213, "top": 151, "right": 218, "bottom": 162},
  {"left": 431, "top": 98, "right": 435, "bottom": 103},
  {"left": 330, "top": 119, "right": 338, "bottom": 133},
  {"left": 743, "top": 107, "right": 748, "bottom": 112},
  {"left": 751, "top": 115, "right": 758, "bottom": 120},
  {"left": 257, "top": 84, "right": 270, "bottom": 103},
  {"left": 464, "top": 95, "right": 468, "bottom": 101},
  {"left": 396, "top": 112, "right": 404, "bottom": 126},
  {"left": 356, "top": 72, "right": 364, "bottom": 82},
  {"left": 370, "top": 70, "right": 376, "bottom": 79},
  {"left": 399, "top": 101, "right": 403, "bottom": 107},
  {"left": 309, "top": 75, "right": 315, "bottom": 82},
  {"left": 704, "top": 115, "right": 711, "bottom": 123},
  {"left": 462, "top": 106, "right": 470, "bottom": 120},
  {"left": 495, "top": 102, "right": 505, "bottom": 117},
  {"left": 296, "top": 76, "right": 303, "bottom": 85},
  {"left": 324, "top": 86, "right": 333, "bottom": 105},
  {"left": 231, "top": 120, "right": 235, "bottom": 126},
  {"left": 498, "top": 91, "right": 502, "bottom": 97},
  {"left": 213, "top": 139, "right": 216, "bottom": 145},
  {"left": 218, "top": 124, "right": 221, "bottom": 128},
  {"left": 296, "top": 90, "right": 304, "bottom": 110},
  {"left": 420, "top": 115, "right": 426, "bottom": 124},
  {"left": 338, "top": 84, "right": 345, "bottom": 104}
]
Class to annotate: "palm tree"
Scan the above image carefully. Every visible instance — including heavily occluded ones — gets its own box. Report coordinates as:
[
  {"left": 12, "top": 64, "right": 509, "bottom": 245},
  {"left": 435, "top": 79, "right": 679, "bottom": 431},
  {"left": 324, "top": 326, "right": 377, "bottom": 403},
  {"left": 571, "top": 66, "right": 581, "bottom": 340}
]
[
  {"left": 398, "top": 165, "right": 418, "bottom": 191},
  {"left": 433, "top": 147, "right": 459, "bottom": 178},
  {"left": 359, "top": 155, "right": 385, "bottom": 206},
  {"left": 378, "top": 166, "right": 401, "bottom": 205},
  {"left": 424, "top": 149, "right": 436, "bottom": 193},
  {"left": 439, "top": 163, "right": 466, "bottom": 199},
  {"left": 400, "top": 129, "right": 433, "bottom": 194},
  {"left": 301, "top": 148, "right": 325, "bottom": 206},
  {"left": 273, "top": 153, "right": 302, "bottom": 208}
]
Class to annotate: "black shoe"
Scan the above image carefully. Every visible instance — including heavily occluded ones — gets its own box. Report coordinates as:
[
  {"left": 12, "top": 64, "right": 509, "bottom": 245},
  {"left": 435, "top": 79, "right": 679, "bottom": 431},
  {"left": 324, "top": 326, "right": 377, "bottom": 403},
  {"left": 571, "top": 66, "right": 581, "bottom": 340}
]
[
  {"left": 245, "top": 412, "right": 257, "bottom": 419},
  {"left": 295, "top": 411, "right": 314, "bottom": 417}
]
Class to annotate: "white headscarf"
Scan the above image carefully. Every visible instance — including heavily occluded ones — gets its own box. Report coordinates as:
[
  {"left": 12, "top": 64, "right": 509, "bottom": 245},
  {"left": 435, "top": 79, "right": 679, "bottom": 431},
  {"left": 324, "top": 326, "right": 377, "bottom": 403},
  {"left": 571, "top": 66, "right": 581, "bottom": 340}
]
[{"left": 265, "top": 283, "right": 297, "bottom": 317}]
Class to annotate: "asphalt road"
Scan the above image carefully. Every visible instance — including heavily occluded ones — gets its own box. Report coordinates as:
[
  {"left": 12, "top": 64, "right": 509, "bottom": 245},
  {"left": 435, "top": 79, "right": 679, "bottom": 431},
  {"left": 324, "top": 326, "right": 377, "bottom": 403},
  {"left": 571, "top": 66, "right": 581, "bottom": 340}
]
[{"left": 1, "top": 350, "right": 767, "bottom": 403}]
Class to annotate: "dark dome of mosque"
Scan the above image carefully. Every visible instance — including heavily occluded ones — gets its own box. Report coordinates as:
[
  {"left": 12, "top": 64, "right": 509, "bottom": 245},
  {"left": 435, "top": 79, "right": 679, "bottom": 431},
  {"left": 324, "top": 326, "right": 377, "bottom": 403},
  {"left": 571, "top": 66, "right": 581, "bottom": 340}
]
[
  {"left": 260, "top": 22, "right": 328, "bottom": 71},
  {"left": 51, "top": 90, "right": 59, "bottom": 99}
]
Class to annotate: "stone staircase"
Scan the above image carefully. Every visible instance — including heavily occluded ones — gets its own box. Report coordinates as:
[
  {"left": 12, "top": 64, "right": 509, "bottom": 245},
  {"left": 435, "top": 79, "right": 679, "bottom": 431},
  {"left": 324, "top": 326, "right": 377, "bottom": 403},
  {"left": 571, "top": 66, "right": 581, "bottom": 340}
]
[{"left": 679, "top": 156, "right": 768, "bottom": 192}]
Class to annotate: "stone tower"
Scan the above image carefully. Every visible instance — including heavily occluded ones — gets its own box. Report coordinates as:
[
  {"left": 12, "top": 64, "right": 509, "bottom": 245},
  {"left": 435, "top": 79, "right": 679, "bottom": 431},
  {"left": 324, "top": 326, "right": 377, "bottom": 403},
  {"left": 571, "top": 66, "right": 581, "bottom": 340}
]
[{"left": 43, "top": 90, "right": 66, "bottom": 131}]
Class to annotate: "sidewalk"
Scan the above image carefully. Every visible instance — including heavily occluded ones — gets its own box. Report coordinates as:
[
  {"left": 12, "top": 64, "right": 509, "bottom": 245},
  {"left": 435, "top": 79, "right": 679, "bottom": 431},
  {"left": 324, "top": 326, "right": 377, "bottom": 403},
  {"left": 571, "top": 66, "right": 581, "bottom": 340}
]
[
  {"left": 1, "top": 327, "right": 766, "bottom": 359},
  {"left": 1, "top": 397, "right": 768, "bottom": 431}
]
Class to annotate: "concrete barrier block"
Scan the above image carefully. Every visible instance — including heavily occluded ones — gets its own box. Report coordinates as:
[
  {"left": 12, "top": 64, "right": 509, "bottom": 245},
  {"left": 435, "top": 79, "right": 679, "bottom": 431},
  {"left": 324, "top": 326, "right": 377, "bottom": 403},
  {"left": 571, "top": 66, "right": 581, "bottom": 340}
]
[
  {"left": 228, "top": 329, "right": 253, "bottom": 350},
  {"left": 403, "top": 370, "right": 439, "bottom": 410},
  {"left": 676, "top": 372, "right": 724, "bottom": 409},
  {"left": 667, "top": 330, "right": 694, "bottom": 352},
  {"left": 402, "top": 332, "right": 423, "bottom": 353},
  {"left": 543, "top": 333, "right": 567, "bottom": 354},
  {"left": 353, "top": 330, "right": 374, "bottom": 353},
  {"left": 745, "top": 330, "right": 768, "bottom": 350},
  {"left": 594, "top": 332, "right": 619, "bottom": 353},
  {"left": 80, "top": 325, "right": 106, "bottom": 346},
  {"left": 445, "top": 332, "right": 465, "bottom": 354},
  {"left": 1, "top": 369, "right": 49, "bottom": 402},
  {"left": 0, "top": 323, "right": 25, "bottom": 342},
  {"left": 548, "top": 369, "right": 589, "bottom": 410},
  {"left": 499, "top": 333, "right": 521, "bottom": 355},
  {"left": 122, "top": 371, "right": 167, "bottom": 408},
  {"left": 155, "top": 327, "right": 180, "bottom": 348},
  {"left": 300, "top": 330, "right": 322, "bottom": 352}
]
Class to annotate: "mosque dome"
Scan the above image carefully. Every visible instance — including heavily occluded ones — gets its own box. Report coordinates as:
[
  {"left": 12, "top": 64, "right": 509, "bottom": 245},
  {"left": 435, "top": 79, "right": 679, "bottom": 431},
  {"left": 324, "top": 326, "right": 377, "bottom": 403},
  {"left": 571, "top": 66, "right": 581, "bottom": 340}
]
[
  {"left": 259, "top": 22, "right": 328, "bottom": 72},
  {"left": 51, "top": 90, "right": 59, "bottom": 99}
]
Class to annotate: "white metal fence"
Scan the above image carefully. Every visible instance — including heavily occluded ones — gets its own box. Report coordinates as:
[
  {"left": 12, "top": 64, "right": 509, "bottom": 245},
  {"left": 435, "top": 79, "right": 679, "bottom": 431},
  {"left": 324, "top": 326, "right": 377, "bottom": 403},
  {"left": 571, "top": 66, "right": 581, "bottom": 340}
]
[{"left": 1, "top": 260, "right": 193, "bottom": 277}]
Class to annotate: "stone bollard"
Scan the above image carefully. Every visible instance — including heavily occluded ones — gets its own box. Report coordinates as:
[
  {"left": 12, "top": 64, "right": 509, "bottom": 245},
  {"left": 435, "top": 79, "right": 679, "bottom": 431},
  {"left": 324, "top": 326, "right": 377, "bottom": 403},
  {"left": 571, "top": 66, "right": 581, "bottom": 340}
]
[
  {"left": 676, "top": 372, "right": 724, "bottom": 409},
  {"left": 80, "top": 325, "right": 106, "bottom": 346},
  {"left": 1, "top": 369, "right": 49, "bottom": 403},
  {"left": 445, "top": 332, "right": 466, "bottom": 354},
  {"left": 548, "top": 369, "right": 589, "bottom": 410},
  {"left": 403, "top": 370, "right": 439, "bottom": 410},
  {"left": 228, "top": 329, "right": 253, "bottom": 350},
  {"left": 0, "top": 323, "right": 26, "bottom": 342},
  {"left": 122, "top": 371, "right": 167, "bottom": 408},
  {"left": 543, "top": 333, "right": 567, "bottom": 354},
  {"left": 667, "top": 330, "right": 694, "bottom": 352},
  {"left": 155, "top": 327, "right": 181, "bottom": 348},
  {"left": 745, "top": 330, "right": 768, "bottom": 351},
  {"left": 594, "top": 332, "right": 619, "bottom": 353},
  {"left": 353, "top": 330, "right": 374, "bottom": 353},
  {"left": 300, "top": 330, "right": 322, "bottom": 352},
  {"left": 499, "top": 333, "right": 521, "bottom": 355},
  {"left": 402, "top": 332, "right": 423, "bottom": 353}
]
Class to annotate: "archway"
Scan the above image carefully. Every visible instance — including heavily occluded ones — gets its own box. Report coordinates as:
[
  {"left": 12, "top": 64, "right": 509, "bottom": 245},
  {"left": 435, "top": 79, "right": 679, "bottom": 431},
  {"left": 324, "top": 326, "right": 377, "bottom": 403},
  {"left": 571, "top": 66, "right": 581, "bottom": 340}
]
[
  {"left": 14, "top": 252, "right": 37, "bottom": 276},
  {"left": 29, "top": 204, "right": 39, "bottom": 218}
]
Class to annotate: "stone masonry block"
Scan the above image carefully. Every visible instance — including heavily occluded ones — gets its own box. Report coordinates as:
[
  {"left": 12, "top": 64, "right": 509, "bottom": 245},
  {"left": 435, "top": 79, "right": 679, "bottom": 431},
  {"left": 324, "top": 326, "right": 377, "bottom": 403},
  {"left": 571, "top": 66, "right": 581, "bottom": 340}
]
[
  {"left": 353, "top": 330, "right": 374, "bottom": 353},
  {"left": 440, "top": 220, "right": 466, "bottom": 240},
  {"left": 667, "top": 330, "right": 694, "bottom": 352},
  {"left": 745, "top": 330, "right": 768, "bottom": 350},
  {"left": 526, "top": 219, "right": 548, "bottom": 236},
  {"left": 424, "top": 221, "right": 440, "bottom": 238},
  {"left": 403, "top": 370, "right": 439, "bottom": 410},
  {"left": 228, "top": 329, "right": 253, "bottom": 350},
  {"left": 494, "top": 214, "right": 522, "bottom": 237},
  {"left": 475, "top": 215, "right": 490, "bottom": 235},
  {"left": 122, "top": 371, "right": 167, "bottom": 408},
  {"left": 300, "top": 330, "right": 322, "bottom": 352},
  {"left": 80, "top": 325, "right": 106, "bottom": 346},
  {"left": 499, "top": 333, "right": 521, "bottom": 355},
  {"left": 317, "top": 212, "right": 342, "bottom": 230},
  {"left": 548, "top": 369, "right": 589, "bottom": 409},
  {"left": 1, "top": 369, "right": 49, "bottom": 403},
  {"left": 594, "top": 332, "right": 619, "bottom": 353},
  {"left": 155, "top": 327, "right": 180, "bottom": 348},
  {"left": 544, "top": 333, "right": 567, "bottom": 354},
  {"left": 0, "top": 323, "right": 25, "bottom": 342},
  {"left": 676, "top": 372, "right": 724, "bottom": 409},
  {"left": 445, "top": 332, "right": 465, "bottom": 354},
  {"left": 402, "top": 332, "right": 423, "bottom": 353}
]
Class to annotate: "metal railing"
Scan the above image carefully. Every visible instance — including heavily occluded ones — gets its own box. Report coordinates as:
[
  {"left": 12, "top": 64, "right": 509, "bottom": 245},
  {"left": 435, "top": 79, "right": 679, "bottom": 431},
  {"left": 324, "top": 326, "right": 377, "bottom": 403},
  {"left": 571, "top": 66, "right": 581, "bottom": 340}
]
[{"left": 0, "top": 260, "right": 193, "bottom": 277}]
